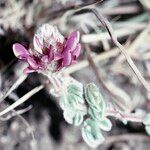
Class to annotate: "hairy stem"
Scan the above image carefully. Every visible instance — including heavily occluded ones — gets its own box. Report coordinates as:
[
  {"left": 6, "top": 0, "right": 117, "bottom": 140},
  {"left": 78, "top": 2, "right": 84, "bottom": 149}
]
[{"left": 106, "top": 109, "right": 144, "bottom": 123}]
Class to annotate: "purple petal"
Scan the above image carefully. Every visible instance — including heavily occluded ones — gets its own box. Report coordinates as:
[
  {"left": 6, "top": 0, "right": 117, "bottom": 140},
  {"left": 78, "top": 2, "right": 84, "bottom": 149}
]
[
  {"left": 27, "top": 57, "right": 39, "bottom": 70},
  {"left": 54, "top": 53, "right": 62, "bottom": 61},
  {"left": 13, "top": 43, "right": 29, "bottom": 60},
  {"left": 71, "top": 60, "right": 77, "bottom": 64},
  {"left": 62, "top": 52, "right": 72, "bottom": 66},
  {"left": 55, "top": 60, "right": 63, "bottom": 71},
  {"left": 68, "top": 31, "right": 80, "bottom": 43},
  {"left": 23, "top": 67, "right": 35, "bottom": 74},
  {"left": 41, "top": 55, "right": 49, "bottom": 63},
  {"left": 65, "top": 31, "right": 80, "bottom": 52},
  {"left": 47, "top": 48, "right": 54, "bottom": 61},
  {"left": 72, "top": 44, "right": 81, "bottom": 59}
]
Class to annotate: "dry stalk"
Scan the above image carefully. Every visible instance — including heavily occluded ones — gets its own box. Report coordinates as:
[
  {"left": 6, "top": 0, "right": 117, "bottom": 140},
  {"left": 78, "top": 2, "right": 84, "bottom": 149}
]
[
  {"left": 84, "top": 44, "right": 130, "bottom": 112},
  {"left": 0, "top": 74, "right": 28, "bottom": 102},
  {"left": 77, "top": 8, "right": 150, "bottom": 93},
  {"left": 0, "top": 85, "right": 44, "bottom": 117}
]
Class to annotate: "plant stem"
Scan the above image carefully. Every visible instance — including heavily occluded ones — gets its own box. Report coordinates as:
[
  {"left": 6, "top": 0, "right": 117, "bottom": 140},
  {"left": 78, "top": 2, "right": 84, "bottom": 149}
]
[
  {"left": 0, "top": 85, "right": 44, "bottom": 117},
  {"left": 77, "top": 7, "right": 150, "bottom": 93},
  {"left": 106, "top": 109, "right": 144, "bottom": 123},
  {"left": 83, "top": 44, "right": 129, "bottom": 112}
]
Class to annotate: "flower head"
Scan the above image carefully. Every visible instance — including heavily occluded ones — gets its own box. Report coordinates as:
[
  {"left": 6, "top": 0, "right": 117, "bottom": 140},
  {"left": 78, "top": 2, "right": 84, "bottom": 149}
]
[{"left": 12, "top": 24, "right": 81, "bottom": 74}]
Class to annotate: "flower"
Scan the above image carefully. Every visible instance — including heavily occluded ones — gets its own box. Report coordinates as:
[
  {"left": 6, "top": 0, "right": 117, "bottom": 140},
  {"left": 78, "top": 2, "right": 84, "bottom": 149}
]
[
  {"left": 12, "top": 24, "right": 81, "bottom": 74},
  {"left": 54, "top": 31, "right": 81, "bottom": 68}
]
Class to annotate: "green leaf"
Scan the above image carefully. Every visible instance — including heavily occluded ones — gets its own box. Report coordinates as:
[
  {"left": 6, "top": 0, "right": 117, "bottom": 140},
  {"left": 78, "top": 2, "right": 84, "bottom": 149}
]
[
  {"left": 68, "top": 84, "right": 84, "bottom": 104},
  {"left": 88, "top": 106, "right": 112, "bottom": 131},
  {"left": 84, "top": 83, "right": 102, "bottom": 106},
  {"left": 67, "top": 94, "right": 79, "bottom": 107},
  {"left": 81, "top": 119, "right": 105, "bottom": 148},
  {"left": 88, "top": 107, "right": 103, "bottom": 121},
  {"left": 98, "top": 118, "right": 112, "bottom": 131},
  {"left": 63, "top": 109, "right": 84, "bottom": 126},
  {"left": 98, "top": 97, "right": 106, "bottom": 116},
  {"left": 84, "top": 83, "right": 105, "bottom": 112},
  {"left": 143, "top": 113, "right": 150, "bottom": 125},
  {"left": 73, "top": 111, "right": 84, "bottom": 126},
  {"left": 61, "top": 83, "right": 84, "bottom": 110}
]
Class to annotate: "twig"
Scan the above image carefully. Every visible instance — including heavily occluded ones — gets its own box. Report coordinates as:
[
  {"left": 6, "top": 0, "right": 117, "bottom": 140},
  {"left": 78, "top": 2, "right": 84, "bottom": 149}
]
[
  {"left": 106, "top": 109, "right": 144, "bottom": 123},
  {"left": 0, "top": 105, "right": 32, "bottom": 121},
  {"left": 46, "top": 2, "right": 140, "bottom": 22},
  {"left": 114, "top": 25, "right": 150, "bottom": 64},
  {"left": 66, "top": 46, "right": 122, "bottom": 74},
  {"left": 14, "top": 110, "right": 36, "bottom": 142},
  {"left": 100, "top": 4, "right": 140, "bottom": 15},
  {"left": 78, "top": 8, "right": 150, "bottom": 93},
  {"left": 0, "top": 85, "right": 44, "bottom": 117},
  {"left": 0, "top": 104, "right": 35, "bottom": 142},
  {"left": 84, "top": 44, "right": 130, "bottom": 111},
  {"left": 82, "top": 26, "right": 146, "bottom": 43},
  {"left": 45, "top": 0, "right": 101, "bottom": 21},
  {"left": 0, "top": 74, "right": 28, "bottom": 102}
]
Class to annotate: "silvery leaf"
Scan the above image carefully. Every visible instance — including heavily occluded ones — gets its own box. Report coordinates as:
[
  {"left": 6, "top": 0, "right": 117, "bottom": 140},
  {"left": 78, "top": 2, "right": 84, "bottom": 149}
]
[
  {"left": 81, "top": 119, "right": 105, "bottom": 148},
  {"left": 84, "top": 83, "right": 103, "bottom": 107},
  {"left": 61, "top": 83, "right": 84, "bottom": 109},
  {"left": 98, "top": 118, "right": 112, "bottom": 131},
  {"left": 143, "top": 113, "right": 150, "bottom": 125},
  {"left": 73, "top": 111, "right": 84, "bottom": 126},
  {"left": 63, "top": 109, "right": 75, "bottom": 124},
  {"left": 145, "top": 125, "right": 150, "bottom": 135},
  {"left": 99, "top": 97, "right": 106, "bottom": 116},
  {"left": 67, "top": 94, "right": 79, "bottom": 108},
  {"left": 68, "top": 84, "right": 84, "bottom": 104},
  {"left": 88, "top": 107, "right": 103, "bottom": 121},
  {"left": 85, "top": 83, "right": 100, "bottom": 105},
  {"left": 63, "top": 109, "right": 84, "bottom": 126}
]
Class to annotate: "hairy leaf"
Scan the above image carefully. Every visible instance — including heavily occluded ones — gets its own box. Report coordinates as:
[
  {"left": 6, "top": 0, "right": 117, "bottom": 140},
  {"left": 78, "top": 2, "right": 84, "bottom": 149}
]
[
  {"left": 63, "top": 108, "right": 84, "bottom": 126},
  {"left": 84, "top": 83, "right": 105, "bottom": 112},
  {"left": 98, "top": 118, "right": 112, "bottom": 131},
  {"left": 61, "top": 82, "right": 84, "bottom": 109},
  {"left": 81, "top": 119, "right": 104, "bottom": 148}
]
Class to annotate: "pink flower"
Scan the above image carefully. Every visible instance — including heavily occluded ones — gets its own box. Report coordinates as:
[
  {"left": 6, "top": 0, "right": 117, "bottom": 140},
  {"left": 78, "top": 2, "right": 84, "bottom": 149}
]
[
  {"left": 55, "top": 31, "right": 81, "bottom": 68},
  {"left": 12, "top": 24, "right": 81, "bottom": 74}
]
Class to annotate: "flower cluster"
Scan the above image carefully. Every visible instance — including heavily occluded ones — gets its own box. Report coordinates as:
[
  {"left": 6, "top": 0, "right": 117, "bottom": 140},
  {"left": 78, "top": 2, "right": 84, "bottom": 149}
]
[
  {"left": 13, "top": 24, "right": 81, "bottom": 73},
  {"left": 12, "top": 24, "right": 112, "bottom": 148}
]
